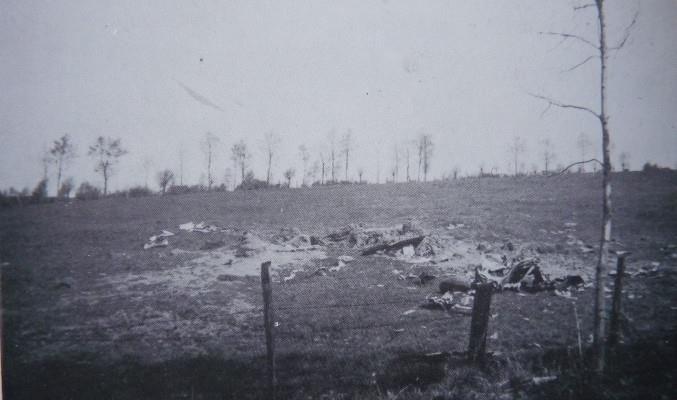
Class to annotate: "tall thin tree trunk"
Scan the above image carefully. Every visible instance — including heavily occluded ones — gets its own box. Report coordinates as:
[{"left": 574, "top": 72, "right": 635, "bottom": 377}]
[
  {"left": 593, "top": 0, "right": 611, "bottom": 374},
  {"left": 103, "top": 168, "right": 109, "bottom": 196},
  {"left": 345, "top": 151, "right": 349, "bottom": 181},
  {"left": 56, "top": 158, "right": 63, "bottom": 194},
  {"left": 266, "top": 152, "right": 272, "bottom": 185}
]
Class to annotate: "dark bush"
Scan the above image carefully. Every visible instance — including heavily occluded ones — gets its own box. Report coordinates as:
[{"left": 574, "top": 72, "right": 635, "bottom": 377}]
[
  {"left": 57, "top": 178, "right": 75, "bottom": 199},
  {"left": 75, "top": 182, "right": 101, "bottom": 201},
  {"left": 31, "top": 179, "right": 49, "bottom": 202},
  {"left": 127, "top": 186, "right": 154, "bottom": 198}
]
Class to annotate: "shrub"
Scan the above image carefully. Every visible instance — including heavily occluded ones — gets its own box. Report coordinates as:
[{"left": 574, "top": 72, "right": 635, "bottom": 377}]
[
  {"left": 236, "top": 171, "right": 269, "bottom": 190},
  {"left": 75, "top": 182, "right": 101, "bottom": 200},
  {"left": 127, "top": 186, "right": 154, "bottom": 198},
  {"left": 57, "top": 178, "right": 75, "bottom": 199},
  {"left": 31, "top": 179, "right": 49, "bottom": 202}
]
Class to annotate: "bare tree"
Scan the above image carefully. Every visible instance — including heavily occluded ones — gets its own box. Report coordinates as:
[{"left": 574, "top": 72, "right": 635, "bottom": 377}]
[
  {"left": 57, "top": 177, "right": 75, "bottom": 199},
  {"left": 416, "top": 137, "right": 423, "bottom": 181},
  {"left": 283, "top": 168, "right": 295, "bottom": 188},
  {"left": 48, "top": 134, "right": 76, "bottom": 194},
  {"left": 357, "top": 168, "right": 364, "bottom": 183},
  {"left": 262, "top": 131, "right": 281, "bottom": 185},
  {"left": 619, "top": 152, "right": 630, "bottom": 171},
  {"left": 230, "top": 140, "right": 250, "bottom": 185},
  {"left": 40, "top": 148, "right": 50, "bottom": 181},
  {"left": 141, "top": 157, "right": 153, "bottom": 188},
  {"left": 540, "top": 137, "right": 556, "bottom": 175},
  {"left": 328, "top": 130, "right": 339, "bottom": 182},
  {"left": 319, "top": 152, "right": 326, "bottom": 184},
  {"left": 178, "top": 147, "right": 184, "bottom": 186},
  {"left": 340, "top": 131, "right": 352, "bottom": 181},
  {"left": 201, "top": 132, "right": 220, "bottom": 190},
  {"left": 298, "top": 145, "right": 310, "bottom": 186},
  {"left": 405, "top": 144, "right": 411, "bottom": 182},
  {"left": 418, "top": 134, "right": 433, "bottom": 182},
  {"left": 88, "top": 136, "right": 127, "bottom": 195},
  {"left": 391, "top": 144, "right": 400, "bottom": 183},
  {"left": 508, "top": 136, "right": 526, "bottom": 176},
  {"left": 156, "top": 169, "right": 175, "bottom": 194},
  {"left": 533, "top": 0, "right": 638, "bottom": 372},
  {"left": 576, "top": 132, "right": 592, "bottom": 172}
]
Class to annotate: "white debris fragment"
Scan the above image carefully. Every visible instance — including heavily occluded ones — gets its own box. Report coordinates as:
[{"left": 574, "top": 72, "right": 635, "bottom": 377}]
[
  {"left": 402, "top": 245, "right": 415, "bottom": 257},
  {"left": 144, "top": 238, "right": 169, "bottom": 250},
  {"left": 337, "top": 255, "right": 354, "bottom": 263},
  {"left": 402, "top": 309, "right": 417, "bottom": 315}
]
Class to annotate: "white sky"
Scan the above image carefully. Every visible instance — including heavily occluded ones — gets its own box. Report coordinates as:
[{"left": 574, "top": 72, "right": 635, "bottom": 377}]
[{"left": 1, "top": 0, "right": 676, "bottom": 192}]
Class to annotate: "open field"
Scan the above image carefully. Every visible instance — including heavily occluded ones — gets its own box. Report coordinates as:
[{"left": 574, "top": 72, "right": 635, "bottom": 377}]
[{"left": 2, "top": 171, "right": 676, "bottom": 399}]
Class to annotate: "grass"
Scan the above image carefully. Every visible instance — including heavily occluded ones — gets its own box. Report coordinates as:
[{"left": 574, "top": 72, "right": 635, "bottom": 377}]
[{"left": 1, "top": 171, "right": 676, "bottom": 399}]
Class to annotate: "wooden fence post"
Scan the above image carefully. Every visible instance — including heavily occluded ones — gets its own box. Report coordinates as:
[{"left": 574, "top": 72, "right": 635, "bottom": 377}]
[
  {"left": 260, "top": 261, "right": 276, "bottom": 400},
  {"left": 608, "top": 253, "right": 628, "bottom": 348},
  {"left": 468, "top": 283, "right": 493, "bottom": 364}
]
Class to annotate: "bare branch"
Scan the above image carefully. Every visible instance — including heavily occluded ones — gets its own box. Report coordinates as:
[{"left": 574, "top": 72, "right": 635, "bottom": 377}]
[
  {"left": 573, "top": 4, "right": 595, "bottom": 11},
  {"left": 562, "top": 55, "right": 598, "bottom": 72},
  {"left": 609, "top": 10, "right": 639, "bottom": 51},
  {"left": 538, "top": 31, "right": 599, "bottom": 50},
  {"left": 549, "top": 159, "right": 603, "bottom": 177},
  {"left": 528, "top": 93, "right": 601, "bottom": 120}
]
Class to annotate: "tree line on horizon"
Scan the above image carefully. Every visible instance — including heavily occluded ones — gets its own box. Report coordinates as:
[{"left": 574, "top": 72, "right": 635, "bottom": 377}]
[{"left": 0, "top": 129, "right": 661, "bottom": 206}]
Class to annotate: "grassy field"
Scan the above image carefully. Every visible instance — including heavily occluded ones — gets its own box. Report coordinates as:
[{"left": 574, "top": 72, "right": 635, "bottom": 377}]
[{"left": 1, "top": 171, "right": 676, "bottom": 399}]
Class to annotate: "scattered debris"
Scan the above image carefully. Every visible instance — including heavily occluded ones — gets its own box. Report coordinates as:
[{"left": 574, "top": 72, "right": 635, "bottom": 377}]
[
  {"left": 361, "top": 236, "right": 426, "bottom": 256},
  {"left": 144, "top": 237, "right": 169, "bottom": 250},
  {"left": 337, "top": 255, "right": 354, "bottom": 263},
  {"left": 217, "top": 274, "right": 239, "bottom": 282},
  {"left": 439, "top": 278, "right": 472, "bottom": 293},
  {"left": 402, "top": 309, "right": 417, "bottom": 315},
  {"left": 179, "top": 221, "right": 220, "bottom": 233}
]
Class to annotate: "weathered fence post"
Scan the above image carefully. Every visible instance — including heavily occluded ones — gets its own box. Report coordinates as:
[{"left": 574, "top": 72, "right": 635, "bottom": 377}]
[
  {"left": 608, "top": 252, "right": 628, "bottom": 348},
  {"left": 468, "top": 283, "right": 493, "bottom": 364},
  {"left": 260, "top": 261, "right": 276, "bottom": 400}
]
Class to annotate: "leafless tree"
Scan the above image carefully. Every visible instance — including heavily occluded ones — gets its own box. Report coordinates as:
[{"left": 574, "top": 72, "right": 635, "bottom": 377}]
[
  {"left": 201, "top": 132, "right": 220, "bottom": 190},
  {"left": 576, "top": 132, "right": 592, "bottom": 172},
  {"left": 283, "top": 168, "right": 295, "bottom": 188},
  {"left": 48, "top": 134, "right": 76, "bottom": 194},
  {"left": 452, "top": 166, "right": 460, "bottom": 180},
  {"left": 88, "top": 136, "right": 127, "bottom": 195},
  {"left": 340, "top": 131, "right": 352, "bottom": 181},
  {"left": 328, "top": 130, "right": 338, "bottom": 182},
  {"left": 141, "top": 157, "right": 153, "bottom": 188},
  {"left": 540, "top": 137, "right": 556, "bottom": 175},
  {"left": 357, "top": 168, "right": 364, "bottom": 183},
  {"left": 533, "top": 0, "right": 638, "bottom": 373},
  {"left": 619, "top": 152, "right": 630, "bottom": 171},
  {"left": 508, "top": 136, "right": 526, "bottom": 176},
  {"left": 230, "top": 140, "right": 250, "bottom": 185},
  {"left": 178, "top": 147, "right": 184, "bottom": 186},
  {"left": 405, "top": 144, "right": 411, "bottom": 182},
  {"left": 262, "top": 131, "right": 281, "bottom": 185},
  {"left": 391, "top": 144, "right": 400, "bottom": 183},
  {"left": 417, "top": 134, "right": 433, "bottom": 182},
  {"left": 57, "top": 177, "right": 75, "bottom": 199},
  {"left": 319, "top": 152, "right": 326, "bottom": 185},
  {"left": 309, "top": 160, "right": 320, "bottom": 184},
  {"left": 156, "top": 169, "right": 175, "bottom": 194},
  {"left": 298, "top": 145, "right": 310, "bottom": 186},
  {"left": 40, "top": 147, "right": 50, "bottom": 182}
]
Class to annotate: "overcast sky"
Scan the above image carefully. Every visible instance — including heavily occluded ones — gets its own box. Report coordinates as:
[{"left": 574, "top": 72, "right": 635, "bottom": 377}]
[{"left": 1, "top": 0, "right": 675, "bottom": 192}]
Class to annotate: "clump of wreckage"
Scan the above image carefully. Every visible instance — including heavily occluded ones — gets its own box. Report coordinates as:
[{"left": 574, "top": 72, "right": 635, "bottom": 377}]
[{"left": 139, "top": 220, "right": 617, "bottom": 312}]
